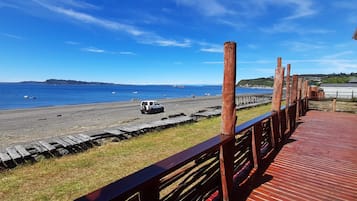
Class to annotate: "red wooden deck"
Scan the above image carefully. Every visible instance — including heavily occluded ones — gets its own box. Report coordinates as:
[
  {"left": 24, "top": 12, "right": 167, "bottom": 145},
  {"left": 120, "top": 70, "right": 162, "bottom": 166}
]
[{"left": 247, "top": 110, "right": 357, "bottom": 201}]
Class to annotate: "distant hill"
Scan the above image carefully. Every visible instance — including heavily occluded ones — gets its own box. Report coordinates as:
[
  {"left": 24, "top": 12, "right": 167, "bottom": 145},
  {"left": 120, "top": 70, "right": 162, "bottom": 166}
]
[
  {"left": 237, "top": 73, "right": 357, "bottom": 87},
  {"left": 21, "top": 79, "right": 115, "bottom": 85}
]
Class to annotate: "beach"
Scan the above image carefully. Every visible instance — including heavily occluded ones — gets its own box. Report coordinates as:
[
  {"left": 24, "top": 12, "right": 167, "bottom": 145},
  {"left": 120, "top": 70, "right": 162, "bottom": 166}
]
[{"left": 0, "top": 96, "right": 223, "bottom": 151}]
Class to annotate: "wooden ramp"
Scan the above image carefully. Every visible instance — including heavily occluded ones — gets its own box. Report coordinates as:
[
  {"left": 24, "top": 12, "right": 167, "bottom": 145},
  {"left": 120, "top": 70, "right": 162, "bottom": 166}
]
[{"left": 247, "top": 111, "right": 357, "bottom": 201}]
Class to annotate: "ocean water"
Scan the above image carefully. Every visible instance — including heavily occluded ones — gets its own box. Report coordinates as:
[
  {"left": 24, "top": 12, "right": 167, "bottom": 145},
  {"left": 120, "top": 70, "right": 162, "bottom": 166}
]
[{"left": 0, "top": 83, "right": 273, "bottom": 110}]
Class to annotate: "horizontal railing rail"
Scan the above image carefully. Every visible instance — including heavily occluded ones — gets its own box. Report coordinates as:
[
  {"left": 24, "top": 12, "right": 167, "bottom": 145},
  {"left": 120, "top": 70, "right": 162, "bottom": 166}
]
[{"left": 76, "top": 102, "right": 302, "bottom": 201}]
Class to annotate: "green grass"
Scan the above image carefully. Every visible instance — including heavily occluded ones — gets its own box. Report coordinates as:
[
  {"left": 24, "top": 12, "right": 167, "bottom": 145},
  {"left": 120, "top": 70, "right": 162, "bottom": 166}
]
[{"left": 0, "top": 103, "right": 272, "bottom": 201}]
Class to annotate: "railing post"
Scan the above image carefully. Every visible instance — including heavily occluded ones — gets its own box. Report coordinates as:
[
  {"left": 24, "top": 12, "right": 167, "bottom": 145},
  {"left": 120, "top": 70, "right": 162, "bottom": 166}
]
[
  {"left": 296, "top": 78, "right": 303, "bottom": 120},
  {"left": 285, "top": 64, "right": 291, "bottom": 135},
  {"left": 291, "top": 75, "right": 298, "bottom": 104},
  {"left": 252, "top": 123, "right": 262, "bottom": 169},
  {"left": 304, "top": 80, "right": 309, "bottom": 115},
  {"left": 271, "top": 57, "right": 285, "bottom": 146},
  {"left": 332, "top": 98, "right": 336, "bottom": 112},
  {"left": 220, "top": 41, "right": 237, "bottom": 201}
]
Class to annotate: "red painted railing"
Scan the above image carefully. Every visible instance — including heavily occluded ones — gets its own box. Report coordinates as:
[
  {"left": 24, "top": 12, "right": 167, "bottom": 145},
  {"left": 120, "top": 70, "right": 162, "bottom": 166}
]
[{"left": 76, "top": 100, "right": 306, "bottom": 201}]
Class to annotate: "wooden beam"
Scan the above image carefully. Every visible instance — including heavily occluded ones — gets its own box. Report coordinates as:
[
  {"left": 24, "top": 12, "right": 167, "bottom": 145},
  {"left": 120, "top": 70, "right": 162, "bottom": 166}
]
[
  {"left": 220, "top": 41, "right": 237, "bottom": 201},
  {"left": 271, "top": 57, "right": 285, "bottom": 112},
  {"left": 291, "top": 75, "right": 298, "bottom": 104},
  {"left": 285, "top": 64, "right": 291, "bottom": 133},
  {"left": 296, "top": 78, "right": 303, "bottom": 119}
]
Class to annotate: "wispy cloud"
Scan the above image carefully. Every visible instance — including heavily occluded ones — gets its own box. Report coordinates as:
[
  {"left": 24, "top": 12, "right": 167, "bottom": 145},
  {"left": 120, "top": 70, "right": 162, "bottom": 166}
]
[
  {"left": 203, "top": 61, "right": 223, "bottom": 64},
  {"left": 59, "top": 0, "right": 100, "bottom": 10},
  {"left": 65, "top": 41, "right": 79, "bottom": 45},
  {"left": 153, "top": 39, "right": 191, "bottom": 47},
  {"left": 216, "top": 19, "right": 245, "bottom": 29},
  {"left": 32, "top": 0, "right": 195, "bottom": 48},
  {"left": 235, "top": 0, "right": 317, "bottom": 20},
  {"left": 281, "top": 41, "right": 326, "bottom": 52},
  {"left": 34, "top": 0, "right": 144, "bottom": 36},
  {"left": 81, "top": 47, "right": 136, "bottom": 55},
  {"left": 175, "top": 0, "right": 234, "bottom": 16},
  {"left": 81, "top": 47, "right": 105, "bottom": 53},
  {"left": 280, "top": 0, "right": 317, "bottom": 20},
  {"left": 118, "top": 51, "right": 136, "bottom": 55},
  {"left": 261, "top": 21, "right": 332, "bottom": 35},
  {"left": 0, "top": 32, "right": 23, "bottom": 40},
  {"left": 200, "top": 47, "right": 223, "bottom": 53},
  {"left": 197, "top": 41, "right": 223, "bottom": 53}
]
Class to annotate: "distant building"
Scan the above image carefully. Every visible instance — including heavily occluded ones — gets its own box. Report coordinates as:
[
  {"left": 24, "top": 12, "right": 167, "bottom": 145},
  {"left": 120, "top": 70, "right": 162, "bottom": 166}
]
[
  {"left": 349, "top": 77, "right": 357, "bottom": 83},
  {"left": 320, "top": 83, "right": 357, "bottom": 99}
]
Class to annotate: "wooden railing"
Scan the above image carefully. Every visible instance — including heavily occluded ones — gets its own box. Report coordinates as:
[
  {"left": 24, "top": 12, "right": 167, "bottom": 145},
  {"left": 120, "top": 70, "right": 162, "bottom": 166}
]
[
  {"left": 76, "top": 43, "right": 309, "bottom": 201},
  {"left": 76, "top": 101, "right": 304, "bottom": 201}
]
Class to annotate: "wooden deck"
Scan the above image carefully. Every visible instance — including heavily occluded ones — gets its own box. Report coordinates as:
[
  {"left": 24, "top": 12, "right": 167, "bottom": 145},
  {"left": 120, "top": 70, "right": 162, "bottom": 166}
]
[{"left": 247, "top": 110, "right": 357, "bottom": 200}]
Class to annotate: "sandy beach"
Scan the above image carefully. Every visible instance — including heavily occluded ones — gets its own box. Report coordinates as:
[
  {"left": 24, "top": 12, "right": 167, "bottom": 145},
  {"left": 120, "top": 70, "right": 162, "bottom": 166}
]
[{"left": 0, "top": 96, "right": 222, "bottom": 151}]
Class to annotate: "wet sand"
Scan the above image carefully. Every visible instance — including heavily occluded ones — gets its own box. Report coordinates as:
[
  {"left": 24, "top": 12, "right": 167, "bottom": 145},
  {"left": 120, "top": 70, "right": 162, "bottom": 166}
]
[{"left": 0, "top": 96, "right": 222, "bottom": 151}]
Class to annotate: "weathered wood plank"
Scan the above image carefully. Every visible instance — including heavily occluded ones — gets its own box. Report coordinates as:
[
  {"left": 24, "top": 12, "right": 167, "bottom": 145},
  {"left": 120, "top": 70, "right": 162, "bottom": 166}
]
[
  {"left": 78, "top": 134, "right": 93, "bottom": 142},
  {"left": 38, "top": 140, "right": 56, "bottom": 151},
  {"left": 53, "top": 138, "right": 71, "bottom": 147},
  {"left": 61, "top": 136, "right": 78, "bottom": 146},
  {"left": 14, "top": 145, "right": 31, "bottom": 158},
  {"left": 6, "top": 147, "right": 22, "bottom": 160},
  {"left": 117, "top": 126, "right": 142, "bottom": 133},
  {"left": 0, "top": 152, "right": 11, "bottom": 162},
  {"left": 104, "top": 129, "right": 124, "bottom": 135},
  {"left": 67, "top": 135, "right": 84, "bottom": 144}
]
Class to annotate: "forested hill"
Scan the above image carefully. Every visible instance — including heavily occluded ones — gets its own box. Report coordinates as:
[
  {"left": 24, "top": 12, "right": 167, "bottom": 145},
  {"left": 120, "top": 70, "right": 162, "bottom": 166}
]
[
  {"left": 237, "top": 73, "right": 357, "bottom": 87},
  {"left": 20, "top": 79, "right": 115, "bottom": 85}
]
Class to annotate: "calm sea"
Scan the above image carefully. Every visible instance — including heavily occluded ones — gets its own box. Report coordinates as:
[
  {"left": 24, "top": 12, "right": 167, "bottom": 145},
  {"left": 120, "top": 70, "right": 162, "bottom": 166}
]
[{"left": 0, "top": 83, "right": 272, "bottom": 110}]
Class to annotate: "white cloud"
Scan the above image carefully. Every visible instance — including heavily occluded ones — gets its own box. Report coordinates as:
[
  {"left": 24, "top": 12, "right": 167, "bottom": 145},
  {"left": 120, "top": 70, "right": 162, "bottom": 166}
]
[
  {"left": 280, "top": 0, "right": 317, "bottom": 20},
  {"left": 153, "top": 39, "right": 191, "bottom": 47},
  {"left": 175, "top": 0, "right": 234, "bottom": 16},
  {"left": 261, "top": 21, "right": 332, "bottom": 35},
  {"left": 81, "top": 47, "right": 105, "bottom": 53},
  {"left": 34, "top": 0, "right": 144, "bottom": 36},
  {"left": 216, "top": 19, "right": 245, "bottom": 29},
  {"left": 0, "top": 32, "right": 23, "bottom": 40},
  {"left": 65, "top": 41, "right": 79, "bottom": 45},
  {"left": 118, "top": 51, "right": 136, "bottom": 55},
  {"left": 59, "top": 0, "right": 100, "bottom": 10},
  {"left": 281, "top": 41, "right": 326, "bottom": 52},
  {"left": 235, "top": 0, "right": 317, "bottom": 20},
  {"left": 203, "top": 61, "right": 223, "bottom": 64},
  {"left": 200, "top": 47, "right": 223, "bottom": 53}
]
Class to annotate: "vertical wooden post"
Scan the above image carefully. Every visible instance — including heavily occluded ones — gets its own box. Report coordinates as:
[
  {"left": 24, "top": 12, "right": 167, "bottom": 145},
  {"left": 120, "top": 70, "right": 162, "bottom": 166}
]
[
  {"left": 271, "top": 57, "right": 284, "bottom": 112},
  {"left": 271, "top": 57, "right": 285, "bottom": 146},
  {"left": 220, "top": 41, "right": 237, "bottom": 201},
  {"left": 304, "top": 80, "right": 309, "bottom": 114},
  {"left": 301, "top": 80, "right": 306, "bottom": 115},
  {"left": 291, "top": 75, "right": 298, "bottom": 104},
  {"left": 332, "top": 98, "right": 336, "bottom": 112},
  {"left": 252, "top": 123, "right": 262, "bottom": 169},
  {"left": 296, "top": 78, "right": 303, "bottom": 120},
  {"left": 285, "top": 64, "right": 291, "bottom": 133}
]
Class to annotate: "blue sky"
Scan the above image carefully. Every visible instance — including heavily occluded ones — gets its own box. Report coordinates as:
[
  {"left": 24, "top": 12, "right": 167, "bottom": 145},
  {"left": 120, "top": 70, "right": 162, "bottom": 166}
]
[{"left": 0, "top": 0, "right": 356, "bottom": 84}]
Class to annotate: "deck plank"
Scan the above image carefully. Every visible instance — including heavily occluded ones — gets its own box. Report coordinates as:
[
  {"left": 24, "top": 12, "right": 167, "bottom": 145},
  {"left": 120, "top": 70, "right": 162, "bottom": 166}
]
[{"left": 247, "top": 111, "right": 357, "bottom": 200}]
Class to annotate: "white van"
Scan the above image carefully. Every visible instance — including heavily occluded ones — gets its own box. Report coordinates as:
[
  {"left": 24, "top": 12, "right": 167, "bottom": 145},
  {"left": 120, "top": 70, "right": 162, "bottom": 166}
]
[{"left": 140, "top": 100, "right": 164, "bottom": 114}]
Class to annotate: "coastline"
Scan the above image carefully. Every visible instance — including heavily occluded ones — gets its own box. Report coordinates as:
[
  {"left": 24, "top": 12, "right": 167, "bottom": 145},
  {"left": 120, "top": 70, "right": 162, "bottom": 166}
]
[{"left": 0, "top": 96, "right": 223, "bottom": 151}]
